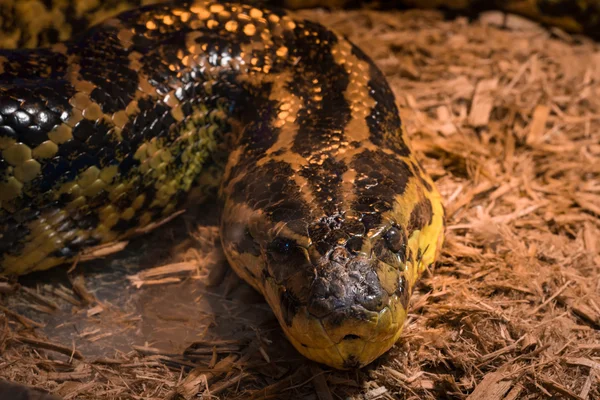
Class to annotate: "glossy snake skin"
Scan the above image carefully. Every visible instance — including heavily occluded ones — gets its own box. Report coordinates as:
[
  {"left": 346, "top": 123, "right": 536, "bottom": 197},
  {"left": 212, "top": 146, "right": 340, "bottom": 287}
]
[{"left": 0, "top": 0, "right": 593, "bottom": 369}]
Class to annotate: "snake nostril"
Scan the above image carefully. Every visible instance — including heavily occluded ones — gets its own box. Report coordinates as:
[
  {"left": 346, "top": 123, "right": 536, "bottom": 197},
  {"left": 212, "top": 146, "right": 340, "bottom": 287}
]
[{"left": 342, "top": 334, "right": 361, "bottom": 340}]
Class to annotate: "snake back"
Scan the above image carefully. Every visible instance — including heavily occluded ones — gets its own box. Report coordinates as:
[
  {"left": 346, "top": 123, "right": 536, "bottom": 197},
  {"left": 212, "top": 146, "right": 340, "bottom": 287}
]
[{"left": 0, "top": 0, "right": 446, "bottom": 369}]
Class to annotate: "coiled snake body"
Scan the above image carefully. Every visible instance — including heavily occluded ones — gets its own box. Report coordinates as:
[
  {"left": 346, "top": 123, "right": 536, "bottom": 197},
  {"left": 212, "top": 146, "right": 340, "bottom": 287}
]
[{"left": 0, "top": 0, "right": 593, "bottom": 369}]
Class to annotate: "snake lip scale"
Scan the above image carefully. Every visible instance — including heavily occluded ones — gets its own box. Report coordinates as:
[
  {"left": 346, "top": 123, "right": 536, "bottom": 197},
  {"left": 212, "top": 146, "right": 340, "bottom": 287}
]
[{"left": 0, "top": 0, "right": 445, "bottom": 369}]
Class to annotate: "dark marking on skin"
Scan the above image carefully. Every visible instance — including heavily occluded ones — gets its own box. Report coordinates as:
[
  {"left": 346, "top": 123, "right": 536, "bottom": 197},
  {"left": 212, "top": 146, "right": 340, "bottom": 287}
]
[
  {"left": 352, "top": 149, "right": 413, "bottom": 215},
  {"left": 346, "top": 44, "right": 410, "bottom": 158},
  {"left": 112, "top": 217, "right": 140, "bottom": 233},
  {"left": 231, "top": 160, "right": 293, "bottom": 207},
  {"left": 284, "top": 219, "right": 309, "bottom": 237},
  {"left": 71, "top": 28, "right": 140, "bottom": 112},
  {"left": 536, "top": 0, "right": 600, "bottom": 37},
  {"left": 270, "top": 200, "right": 309, "bottom": 223},
  {"left": 373, "top": 236, "right": 403, "bottom": 268},
  {"left": 235, "top": 227, "right": 261, "bottom": 257},
  {"left": 0, "top": 48, "right": 69, "bottom": 81},
  {"left": 360, "top": 213, "right": 381, "bottom": 232},
  {"left": 308, "top": 221, "right": 330, "bottom": 244},
  {"left": 322, "top": 303, "right": 373, "bottom": 331},
  {"left": 57, "top": 138, "right": 87, "bottom": 160},
  {"left": 262, "top": 267, "right": 273, "bottom": 281},
  {"left": 308, "top": 277, "right": 336, "bottom": 319},
  {"left": 231, "top": 161, "right": 314, "bottom": 225},
  {"left": 408, "top": 198, "right": 433, "bottom": 232},
  {"left": 66, "top": 236, "right": 101, "bottom": 250},
  {"left": 396, "top": 275, "right": 410, "bottom": 310},
  {"left": 0, "top": 214, "right": 29, "bottom": 255},
  {"left": 345, "top": 236, "right": 363, "bottom": 254},
  {"left": 288, "top": 20, "right": 350, "bottom": 152},
  {"left": 39, "top": 156, "right": 68, "bottom": 192},
  {"left": 299, "top": 157, "right": 348, "bottom": 216},
  {"left": 413, "top": 161, "right": 433, "bottom": 192},
  {"left": 281, "top": 289, "right": 300, "bottom": 327},
  {"left": 76, "top": 212, "right": 100, "bottom": 230},
  {"left": 340, "top": 218, "right": 365, "bottom": 236},
  {"left": 116, "top": 151, "right": 138, "bottom": 176},
  {"left": 243, "top": 265, "right": 255, "bottom": 278}
]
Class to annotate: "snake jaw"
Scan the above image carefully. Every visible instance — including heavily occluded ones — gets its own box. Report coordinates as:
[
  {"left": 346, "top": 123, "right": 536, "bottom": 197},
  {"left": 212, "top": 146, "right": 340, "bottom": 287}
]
[{"left": 281, "top": 299, "right": 408, "bottom": 369}]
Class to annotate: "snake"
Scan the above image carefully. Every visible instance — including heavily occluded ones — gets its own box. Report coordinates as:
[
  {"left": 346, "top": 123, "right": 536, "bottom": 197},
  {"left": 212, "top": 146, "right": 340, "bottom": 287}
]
[{"left": 0, "top": 0, "right": 596, "bottom": 370}]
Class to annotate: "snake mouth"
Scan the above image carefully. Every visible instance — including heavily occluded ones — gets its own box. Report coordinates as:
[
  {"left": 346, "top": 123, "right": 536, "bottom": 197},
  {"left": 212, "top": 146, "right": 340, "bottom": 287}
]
[{"left": 342, "top": 334, "right": 361, "bottom": 340}]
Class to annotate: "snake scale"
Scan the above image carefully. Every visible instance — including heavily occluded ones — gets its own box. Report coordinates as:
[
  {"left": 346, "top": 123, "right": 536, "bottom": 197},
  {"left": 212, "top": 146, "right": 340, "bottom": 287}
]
[{"left": 0, "top": 0, "right": 596, "bottom": 369}]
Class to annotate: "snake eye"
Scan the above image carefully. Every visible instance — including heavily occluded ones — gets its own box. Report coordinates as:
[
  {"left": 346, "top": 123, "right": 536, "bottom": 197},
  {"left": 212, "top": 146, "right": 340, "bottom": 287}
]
[
  {"left": 268, "top": 237, "right": 297, "bottom": 261},
  {"left": 383, "top": 227, "right": 405, "bottom": 253}
]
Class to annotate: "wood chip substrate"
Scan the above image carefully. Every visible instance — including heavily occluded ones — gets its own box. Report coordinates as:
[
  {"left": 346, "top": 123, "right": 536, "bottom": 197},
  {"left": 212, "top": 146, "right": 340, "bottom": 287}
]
[{"left": 1, "top": 7, "right": 599, "bottom": 400}]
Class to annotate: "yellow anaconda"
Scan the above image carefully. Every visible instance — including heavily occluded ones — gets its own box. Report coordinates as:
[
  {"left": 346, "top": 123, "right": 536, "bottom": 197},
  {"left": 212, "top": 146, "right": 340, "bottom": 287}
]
[{"left": 0, "top": 0, "right": 595, "bottom": 369}]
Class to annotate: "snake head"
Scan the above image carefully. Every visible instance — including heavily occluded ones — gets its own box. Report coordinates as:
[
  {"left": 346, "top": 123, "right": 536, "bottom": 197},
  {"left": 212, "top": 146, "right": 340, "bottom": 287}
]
[
  {"left": 277, "top": 217, "right": 419, "bottom": 369},
  {"left": 221, "top": 184, "right": 444, "bottom": 369}
]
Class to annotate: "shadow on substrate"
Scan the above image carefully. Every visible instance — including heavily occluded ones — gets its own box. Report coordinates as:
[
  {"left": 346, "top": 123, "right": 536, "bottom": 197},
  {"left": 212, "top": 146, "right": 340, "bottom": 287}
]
[{"left": 8, "top": 201, "right": 293, "bottom": 362}]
